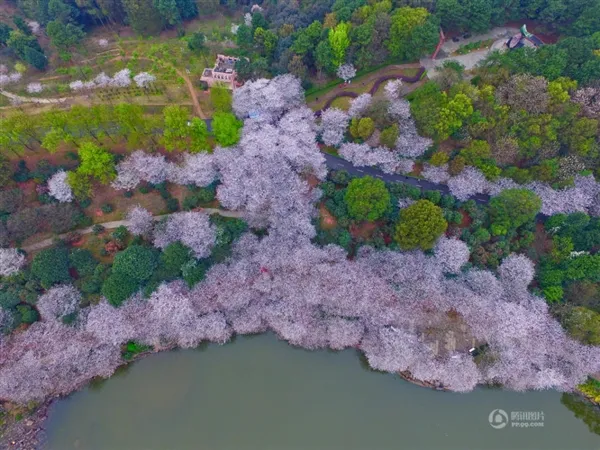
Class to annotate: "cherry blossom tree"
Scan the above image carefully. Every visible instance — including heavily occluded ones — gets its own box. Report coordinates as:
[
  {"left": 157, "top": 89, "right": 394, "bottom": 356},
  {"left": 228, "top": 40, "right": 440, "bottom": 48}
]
[
  {"left": 422, "top": 164, "right": 450, "bottom": 184},
  {"left": 110, "top": 69, "right": 132, "bottom": 88},
  {"left": 434, "top": 237, "right": 470, "bottom": 274},
  {"left": 320, "top": 107, "right": 349, "bottom": 147},
  {"left": 395, "top": 115, "right": 432, "bottom": 158},
  {"left": 112, "top": 150, "right": 170, "bottom": 190},
  {"left": 233, "top": 75, "right": 304, "bottom": 123},
  {"left": 337, "top": 64, "right": 356, "bottom": 83},
  {"left": 384, "top": 79, "right": 403, "bottom": 100},
  {"left": 26, "top": 82, "right": 43, "bottom": 94},
  {"left": 573, "top": 87, "right": 600, "bottom": 117},
  {"left": 168, "top": 153, "right": 216, "bottom": 187},
  {"left": 48, "top": 170, "right": 73, "bottom": 202},
  {"left": 27, "top": 21, "right": 41, "bottom": 35},
  {"left": 0, "top": 248, "right": 26, "bottom": 277},
  {"left": 498, "top": 254, "right": 535, "bottom": 290},
  {"left": 348, "top": 93, "right": 372, "bottom": 118},
  {"left": 126, "top": 206, "right": 154, "bottom": 237},
  {"left": 153, "top": 212, "right": 216, "bottom": 258},
  {"left": 448, "top": 166, "right": 487, "bottom": 200},
  {"left": 37, "top": 285, "right": 81, "bottom": 323},
  {"left": 94, "top": 72, "right": 111, "bottom": 88},
  {"left": 134, "top": 72, "right": 156, "bottom": 88},
  {"left": 97, "top": 38, "right": 109, "bottom": 48}
]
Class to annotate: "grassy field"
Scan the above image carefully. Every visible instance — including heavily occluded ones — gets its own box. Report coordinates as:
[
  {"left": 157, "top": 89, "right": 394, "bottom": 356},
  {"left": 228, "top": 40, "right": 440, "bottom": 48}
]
[{"left": 306, "top": 65, "right": 422, "bottom": 111}]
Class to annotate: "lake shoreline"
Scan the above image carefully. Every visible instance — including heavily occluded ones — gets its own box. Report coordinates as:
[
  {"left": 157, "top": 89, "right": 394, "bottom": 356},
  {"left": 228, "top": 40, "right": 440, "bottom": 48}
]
[{"left": 1, "top": 338, "right": 599, "bottom": 449}]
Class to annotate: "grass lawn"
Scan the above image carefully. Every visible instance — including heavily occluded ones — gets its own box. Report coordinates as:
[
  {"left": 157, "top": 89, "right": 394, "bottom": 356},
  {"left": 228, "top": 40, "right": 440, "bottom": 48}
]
[
  {"left": 306, "top": 65, "right": 422, "bottom": 111},
  {"left": 328, "top": 96, "right": 352, "bottom": 110}
]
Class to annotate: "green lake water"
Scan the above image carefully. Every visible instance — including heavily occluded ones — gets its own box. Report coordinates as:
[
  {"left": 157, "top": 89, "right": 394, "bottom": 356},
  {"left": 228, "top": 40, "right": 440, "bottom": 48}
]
[{"left": 46, "top": 334, "right": 600, "bottom": 450}]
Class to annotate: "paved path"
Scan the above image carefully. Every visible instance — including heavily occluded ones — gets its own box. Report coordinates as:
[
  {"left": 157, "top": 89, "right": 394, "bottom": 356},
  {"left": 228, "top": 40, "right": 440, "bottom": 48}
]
[
  {"left": 421, "top": 27, "right": 518, "bottom": 72},
  {"left": 322, "top": 152, "right": 490, "bottom": 205},
  {"left": 23, "top": 207, "right": 242, "bottom": 253},
  {"left": 0, "top": 89, "right": 69, "bottom": 104}
]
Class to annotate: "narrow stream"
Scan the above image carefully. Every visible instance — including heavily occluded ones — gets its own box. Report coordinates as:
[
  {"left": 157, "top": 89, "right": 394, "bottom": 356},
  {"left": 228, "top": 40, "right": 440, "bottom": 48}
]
[{"left": 46, "top": 334, "right": 600, "bottom": 450}]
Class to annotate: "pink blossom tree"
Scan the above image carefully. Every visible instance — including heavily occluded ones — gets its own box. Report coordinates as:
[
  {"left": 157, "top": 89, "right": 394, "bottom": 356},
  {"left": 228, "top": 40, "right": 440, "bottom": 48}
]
[
  {"left": 0, "top": 248, "right": 26, "bottom": 277},
  {"left": 126, "top": 206, "right": 154, "bottom": 237},
  {"left": 48, "top": 170, "right": 73, "bottom": 202},
  {"left": 434, "top": 237, "right": 470, "bottom": 274},
  {"left": 36, "top": 285, "right": 81, "bottom": 323},
  {"left": 348, "top": 93, "right": 372, "bottom": 118},
  {"left": 153, "top": 212, "right": 216, "bottom": 258},
  {"left": 320, "top": 107, "right": 349, "bottom": 147},
  {"left": 337, "top": 64, "right": 356, "bottom": 83}
]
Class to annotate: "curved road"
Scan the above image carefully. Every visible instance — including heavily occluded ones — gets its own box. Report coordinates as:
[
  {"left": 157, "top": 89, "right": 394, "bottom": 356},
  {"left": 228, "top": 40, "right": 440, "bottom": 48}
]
[{"left": 322, "top": 152, "right": 490, "bottom": 205}]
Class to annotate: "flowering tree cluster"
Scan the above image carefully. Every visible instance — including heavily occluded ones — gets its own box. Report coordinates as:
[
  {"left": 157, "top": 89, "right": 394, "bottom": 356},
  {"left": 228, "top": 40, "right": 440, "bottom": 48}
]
[
  {"left": 320, "top": 107, "right": 349, "bottom": 147},
  {"left": 573, "top": 87, "right": 600, "bottom": 117},
  {"left": 3, "top": 233, "right": 599, "bottom": 403},
  {"left": 339, "top": 143, "right": 414, "bottom": 174},
  {"left": 36, "top": 285, "right": 81, "bottom": 323},
  {"left": 153, "top": 212, "right": 216, "bottom": 258},
  {"left": 133, "top": 72, "right": 156, "bottom": 88},
  {"left": 337, "top": 64, "right": 356, "bottom": 83},
  {"left": 232, "top": 74, "right": 304, "bottom": 123},
  {"left": 348, "top": 94, "right": 372, "bottom": 118},
  {"left": 0, "top": 248, "right": 26, "bottom": 277},
  {"left": 27, "top": 21, "right": 41, "bottom": 35},
  {"left": 2, "top": 73, "right": 600, "bottom": 405},
  {"left": 70, "top": 69, "right": 143, "bottom": 92},
  {"left": 113, "top": 151, "right": 216, "bottom": 191},
  {"left": 47, "top": 170, "right": 73, "bottom": 202},
  {"left": 449, "top": 166, "right": 600, "bottom": 217},
  {"left": 126, "top": 206, "right": 154, "bottom": 237},
  {"left": 421, "top": 164, "right": 450, "bottom": 184},
  {"left": 26, "top": 82, "right": 43, "bottom": 94},
  {"left": 0, "top": 72, "right": 22, "bottom": 87}
]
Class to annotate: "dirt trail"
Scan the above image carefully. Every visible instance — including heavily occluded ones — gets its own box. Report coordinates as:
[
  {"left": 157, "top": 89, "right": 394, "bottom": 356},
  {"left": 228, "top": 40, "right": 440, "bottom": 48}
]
[
  {"left": 23, "top": 207, "right": 241, "bottom": 253},
  {"left": 308, "top": 63, "right": 423, "bottom": 111}
]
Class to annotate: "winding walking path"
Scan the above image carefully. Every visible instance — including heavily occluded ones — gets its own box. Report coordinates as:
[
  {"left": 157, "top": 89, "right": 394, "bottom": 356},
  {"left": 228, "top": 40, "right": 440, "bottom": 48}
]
[
  {"left": 322, "top": 152, "right": 490, "bottom": 205},
  {"left": 23, "top": 207, "right": 242, "bottom": 253}
]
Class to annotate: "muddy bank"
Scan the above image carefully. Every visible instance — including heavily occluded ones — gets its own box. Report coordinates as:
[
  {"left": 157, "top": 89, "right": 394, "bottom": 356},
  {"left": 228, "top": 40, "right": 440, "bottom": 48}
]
[{"left": 0, "top": 402, "right": 48, "bottom": 450}]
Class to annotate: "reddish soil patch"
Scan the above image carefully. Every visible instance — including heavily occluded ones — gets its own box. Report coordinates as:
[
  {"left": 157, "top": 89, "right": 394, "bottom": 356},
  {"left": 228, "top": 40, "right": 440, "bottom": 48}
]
[
  {"left": 533, "top": 222, "right": 552, "bottom": 259},
  {"left": 350, "top": 221, "right": 379, "bottom": 240},
  {"left": 85, "top": 183, "right": 166, "bottom": 222},
  {"left": 458, "top": 209, "right": 472, "bottom": 228},
  {"left": 319, "top": 205, "right": 338, "bottom": 230},
  {"left": 305, "top": 174, "right": 320, "bottom": 189},
  {"left": 411, "top": 162, "right": 423, "bottom": 177}
]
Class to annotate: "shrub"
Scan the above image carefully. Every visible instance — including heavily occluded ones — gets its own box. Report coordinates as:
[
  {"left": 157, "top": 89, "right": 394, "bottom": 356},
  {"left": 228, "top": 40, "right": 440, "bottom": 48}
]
[
  {"left": 182, "top": 259, "right": 209, "bottom": 287},
  {"left": 112, "top": 245, "right": 158, "bottom": 281},
  {"left": 31, "top": 247, "right": 71, "bottom": 289},
  {"left": 92, "top": 224, "right": 105, "bottom": 235},
  {"left": 111, "top": 226, "right": 129, "bottom": 244},
  {"left": 344, "top": 177, "right": 390, "bottom": 222},
  {"left": 395, "top": 200, "right": 448, "bottom": 250},
  {"left": 101, "top": 272, "right": 140, "bottom": 307},
  {"left": 430, "top": 151, "right": 449, "bottom": 166},
  {"left": 101, "top": 203, "right": 113, "bottom": 213},
  {"left": 69, "top": 249, "right": 98, "bottom": 277},
  {"left": 159, "top": 242, "right": 191, "bottom": 278},
  {"left": 379, "top": 124, "right": 399, "bottom": 148},
  {"left": 166, "top": 198, "right": 179, "bottom": 212}
]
